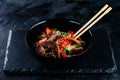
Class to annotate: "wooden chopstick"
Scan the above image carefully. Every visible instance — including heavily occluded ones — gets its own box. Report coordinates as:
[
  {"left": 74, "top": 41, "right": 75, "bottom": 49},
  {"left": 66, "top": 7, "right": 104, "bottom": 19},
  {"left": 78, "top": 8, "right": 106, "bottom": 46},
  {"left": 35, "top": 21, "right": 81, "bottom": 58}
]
[
  {"left": 74, "top": 7, "right": 112, "bottom": 39},
  {"left": 73, "top": 4, "right": 109, "bottom": 38}
]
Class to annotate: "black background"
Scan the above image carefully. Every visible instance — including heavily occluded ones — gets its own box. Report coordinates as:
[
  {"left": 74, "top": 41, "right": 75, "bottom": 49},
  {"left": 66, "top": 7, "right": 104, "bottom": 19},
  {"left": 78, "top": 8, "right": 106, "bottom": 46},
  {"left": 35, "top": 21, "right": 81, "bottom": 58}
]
[{"left": 0, "top": 0, "right": 120, "bottom": 80}]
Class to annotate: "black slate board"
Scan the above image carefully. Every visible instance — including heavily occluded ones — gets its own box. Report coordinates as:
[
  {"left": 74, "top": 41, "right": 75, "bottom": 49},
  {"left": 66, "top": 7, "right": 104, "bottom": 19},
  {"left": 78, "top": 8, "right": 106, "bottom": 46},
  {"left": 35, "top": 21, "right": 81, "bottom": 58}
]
[{"left": 3, "top": 29, "right": 117, "bottom": 74}]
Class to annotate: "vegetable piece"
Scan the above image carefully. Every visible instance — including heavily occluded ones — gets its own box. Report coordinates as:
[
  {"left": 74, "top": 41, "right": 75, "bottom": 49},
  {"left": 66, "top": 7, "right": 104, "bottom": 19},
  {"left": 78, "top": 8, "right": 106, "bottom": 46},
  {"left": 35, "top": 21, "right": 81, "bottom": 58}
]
[
  {"left": 36, "top": 38, "right": 47, "bottom": 47},
  {"left": 59, "top": 37, "right": 70, "bottom": 48},
  {"left": 56, "top": 44, "right": 60, "bottom": 58},
  {"left": 69, "top": 37, "right": 80, "bottom": 44},
  {"left": 45, "top": 27, "right": 51, "bottom": 35},
  {"left": 60, "top": 50, "right": 67, "bottom": 58},
  {"left": 67, "top": 31, "right": 74, "bottom": 38},
  {"left": 61, "top": 32, "right": 68, "bottom": 36},
  {"left": 63, "top": 47, "right": 70, "bottom": 53},
  {"left": 60, "top": 42, "right": 69, "bottom": 48}
]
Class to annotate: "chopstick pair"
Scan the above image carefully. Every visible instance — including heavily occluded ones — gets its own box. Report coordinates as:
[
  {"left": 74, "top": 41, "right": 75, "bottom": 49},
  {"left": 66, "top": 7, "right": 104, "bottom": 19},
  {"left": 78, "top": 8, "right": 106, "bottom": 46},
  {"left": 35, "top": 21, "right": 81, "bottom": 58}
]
[{"left": 73, "top": 4, "right": 112, "bottom": 39}]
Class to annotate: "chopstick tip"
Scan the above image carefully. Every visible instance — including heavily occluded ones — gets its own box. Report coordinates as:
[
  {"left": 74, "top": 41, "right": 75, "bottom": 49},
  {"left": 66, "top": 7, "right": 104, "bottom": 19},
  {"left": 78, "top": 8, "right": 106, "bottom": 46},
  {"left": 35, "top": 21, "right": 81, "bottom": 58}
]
[
  {"left": 109, "top": 7, "right": 112, "bottom": 10},
  {"left": 105, "top": 4, "right": 109, "bottom": 7},
  {"left": 108, "top": 7, "right": 112, "bottom": 11}
]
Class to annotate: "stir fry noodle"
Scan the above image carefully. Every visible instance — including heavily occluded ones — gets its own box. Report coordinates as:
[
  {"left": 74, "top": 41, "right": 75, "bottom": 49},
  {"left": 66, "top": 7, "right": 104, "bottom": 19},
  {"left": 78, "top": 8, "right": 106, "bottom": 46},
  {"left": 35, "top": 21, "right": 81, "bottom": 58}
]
[{"left": 35, "top": 27, "right": 85, "bottom": 58}]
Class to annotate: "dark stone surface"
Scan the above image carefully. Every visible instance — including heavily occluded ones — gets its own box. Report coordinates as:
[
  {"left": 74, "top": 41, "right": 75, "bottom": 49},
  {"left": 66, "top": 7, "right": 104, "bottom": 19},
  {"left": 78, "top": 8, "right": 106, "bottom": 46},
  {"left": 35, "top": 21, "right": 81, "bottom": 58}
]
[
  {"left": 0, "top": 0, "right": 120, "bottom": 80},
  {"left": 3, "top": 30, "right": 116, "bottom": 74}
]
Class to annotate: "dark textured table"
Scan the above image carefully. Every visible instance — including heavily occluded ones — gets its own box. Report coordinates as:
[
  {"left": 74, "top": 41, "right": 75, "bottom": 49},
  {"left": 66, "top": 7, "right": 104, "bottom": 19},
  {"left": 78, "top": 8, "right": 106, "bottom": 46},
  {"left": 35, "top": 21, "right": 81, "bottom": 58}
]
[{"left": 0, "top": 0, "right": 120, "bottom": 80}]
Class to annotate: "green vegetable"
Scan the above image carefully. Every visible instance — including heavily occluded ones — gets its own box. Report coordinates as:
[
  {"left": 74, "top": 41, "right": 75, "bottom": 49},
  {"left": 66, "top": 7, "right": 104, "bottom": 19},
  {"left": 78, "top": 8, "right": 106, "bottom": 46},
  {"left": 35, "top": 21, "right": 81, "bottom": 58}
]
[
  {"left": 63, "top": 47, "right": 70, "bottom": 53},
  {"left": 61, "top": 32, "right": 68, "bottom": 36}
]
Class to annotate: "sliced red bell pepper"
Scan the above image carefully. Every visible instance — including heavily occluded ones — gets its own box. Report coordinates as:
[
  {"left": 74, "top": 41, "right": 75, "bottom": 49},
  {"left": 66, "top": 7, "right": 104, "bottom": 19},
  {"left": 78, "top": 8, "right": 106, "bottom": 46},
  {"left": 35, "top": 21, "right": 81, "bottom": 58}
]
[
  {"left": 60, "top": 50, "right": 67, "bottom": 58},
  {"left": 67, "top": 31, "right": 74, "bottom": 38},
  {"left": 45, "top": 27, "right": 51, "bottom": 35}
]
